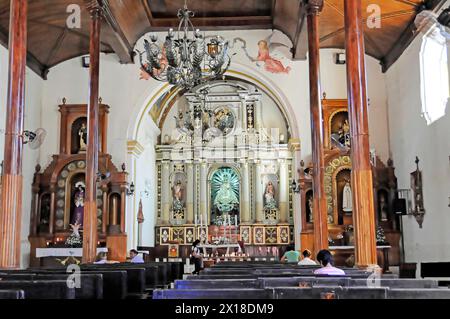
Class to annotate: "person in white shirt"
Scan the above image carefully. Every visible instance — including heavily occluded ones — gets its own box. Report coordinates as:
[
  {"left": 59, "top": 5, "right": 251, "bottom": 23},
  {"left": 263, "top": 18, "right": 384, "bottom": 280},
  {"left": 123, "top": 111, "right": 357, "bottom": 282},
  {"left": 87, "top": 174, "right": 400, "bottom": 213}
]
[
  {"left": 129, "top": 249, "right": 145, "bottom": 263},
  {"left": 298, "top": 249, "right": 318, "bottom": 266}
]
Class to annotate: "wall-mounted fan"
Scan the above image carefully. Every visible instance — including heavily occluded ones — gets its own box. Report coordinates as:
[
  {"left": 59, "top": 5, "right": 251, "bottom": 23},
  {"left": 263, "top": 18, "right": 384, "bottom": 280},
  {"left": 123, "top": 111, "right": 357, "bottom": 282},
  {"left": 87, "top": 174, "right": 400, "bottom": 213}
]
[
  {"left": 23, "top": 128, "right": 47, "bottom": 149},
  {"left": 415, "top": 7, "right": 450, "bottom": 40},
  {"left": 0, "top": 128, "right": 47, "bottom": 150}
]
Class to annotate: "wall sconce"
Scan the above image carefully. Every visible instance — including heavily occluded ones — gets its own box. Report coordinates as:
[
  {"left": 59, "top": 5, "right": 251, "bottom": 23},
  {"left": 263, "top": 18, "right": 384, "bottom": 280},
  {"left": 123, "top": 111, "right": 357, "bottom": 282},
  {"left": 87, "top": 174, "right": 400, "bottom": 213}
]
[
  {"left": 82, "top": 55, "right": 90, "bottom": 68},
  {"left": 127, "top": 182, "right": 135, "bottom": 196},
  {"left": 290, "top": 180, "right": 301, "bottom": 193}
]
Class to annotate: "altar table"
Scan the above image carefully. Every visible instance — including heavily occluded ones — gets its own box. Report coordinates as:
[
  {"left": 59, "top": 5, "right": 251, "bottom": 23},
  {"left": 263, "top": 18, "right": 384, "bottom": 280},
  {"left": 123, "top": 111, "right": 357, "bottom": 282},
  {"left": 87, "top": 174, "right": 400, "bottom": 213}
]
[
  {"left": 198, "top": 244, "right": 241, "bottom": 256},
  {"left": 36, "top": 247, "right": 108, "bottom": 258}
]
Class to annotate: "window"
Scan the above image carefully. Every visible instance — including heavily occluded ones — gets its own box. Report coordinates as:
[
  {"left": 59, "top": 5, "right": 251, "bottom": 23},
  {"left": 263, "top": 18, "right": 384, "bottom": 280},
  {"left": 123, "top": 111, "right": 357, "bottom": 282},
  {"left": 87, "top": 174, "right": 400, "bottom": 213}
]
[{"left": 419, "top": 27, "right": 449, "bottom": 125}]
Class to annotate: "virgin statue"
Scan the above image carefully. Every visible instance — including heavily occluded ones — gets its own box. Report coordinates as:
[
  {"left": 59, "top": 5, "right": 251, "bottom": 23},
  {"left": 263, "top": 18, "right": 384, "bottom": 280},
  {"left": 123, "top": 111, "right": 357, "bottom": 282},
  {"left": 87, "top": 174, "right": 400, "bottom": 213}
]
[
  {"left": 342, "top": 181, "right": 353, "bottom": 213},
  {"left": 264, "top": 181, "right": 277, "bottom": 210},
  {"left": 78, "top": 122, "right": 87, "bottom": 153},
  {"left": 214, "top": 176, "right": 239, "bottom": 213},
  {"left": 172, "top": 180, "right": 184, "bottom": 211},
  {"left": 71, "top": 182, "right": 85, "bottom": 226}
]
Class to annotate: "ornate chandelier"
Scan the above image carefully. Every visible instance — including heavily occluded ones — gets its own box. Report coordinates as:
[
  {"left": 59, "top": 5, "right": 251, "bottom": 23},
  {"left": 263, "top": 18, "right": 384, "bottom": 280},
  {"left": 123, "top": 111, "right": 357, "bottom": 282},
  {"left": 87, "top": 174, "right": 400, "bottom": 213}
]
[{"left": 138, "top": 2, "right": 232, "bottom": 90}]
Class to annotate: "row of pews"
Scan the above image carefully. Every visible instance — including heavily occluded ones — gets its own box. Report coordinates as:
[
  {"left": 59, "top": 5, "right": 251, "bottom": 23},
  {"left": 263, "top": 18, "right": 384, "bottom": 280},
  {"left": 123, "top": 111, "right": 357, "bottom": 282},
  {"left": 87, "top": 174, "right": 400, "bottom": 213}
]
[
  {"left": 0, "top": 261, "right": 184, "bottom": 299},
  {"left": 153, "top": 262, "right": 450, "bottom": 299}
]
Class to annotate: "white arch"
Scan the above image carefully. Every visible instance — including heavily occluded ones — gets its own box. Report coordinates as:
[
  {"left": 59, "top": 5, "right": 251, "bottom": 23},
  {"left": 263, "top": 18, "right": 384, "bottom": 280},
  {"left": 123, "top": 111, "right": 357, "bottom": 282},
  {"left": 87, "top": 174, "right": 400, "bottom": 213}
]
[{"left": 126, "top": 61, "right": 301, "bottom": 142}]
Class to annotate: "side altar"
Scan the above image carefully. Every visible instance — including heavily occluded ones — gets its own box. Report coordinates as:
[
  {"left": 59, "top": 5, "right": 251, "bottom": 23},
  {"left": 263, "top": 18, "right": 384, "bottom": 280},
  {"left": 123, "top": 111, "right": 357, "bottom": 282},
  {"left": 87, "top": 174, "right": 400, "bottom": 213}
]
[
  {"left": 299, "top": 96, "right": 402, "bottom": 267},
  {"left": 154, "top": 81, "right": 296, "bottom": 253},
  {"left": 28, "top": 100, "right": 130, "bottom": 266}
]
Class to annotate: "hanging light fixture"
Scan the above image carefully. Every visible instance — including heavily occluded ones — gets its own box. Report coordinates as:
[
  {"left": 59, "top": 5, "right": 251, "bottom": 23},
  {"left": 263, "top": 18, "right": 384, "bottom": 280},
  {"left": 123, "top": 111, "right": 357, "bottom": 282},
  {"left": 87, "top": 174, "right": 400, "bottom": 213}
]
[{"left": 138, "top": 1, "right": 232, "bottom": 91}]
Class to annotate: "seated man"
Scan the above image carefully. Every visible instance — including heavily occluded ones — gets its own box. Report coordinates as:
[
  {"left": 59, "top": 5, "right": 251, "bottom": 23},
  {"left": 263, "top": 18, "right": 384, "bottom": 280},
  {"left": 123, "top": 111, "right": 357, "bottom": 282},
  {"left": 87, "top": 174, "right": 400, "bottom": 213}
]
[
  {"left": 298, "top": 249, "right": 317, "bottom": 266},
  {"left": 281, "top": 245, "right": 300, "bottom": 263},
  {"left": 94, "top": 252, "right": 119, "bottom": 264},
  {"left": 129, "top": 249, "right": 145, "bottom": 263},
  {"left": 314, "top": 249, "right": 346, "bottom": 276}
]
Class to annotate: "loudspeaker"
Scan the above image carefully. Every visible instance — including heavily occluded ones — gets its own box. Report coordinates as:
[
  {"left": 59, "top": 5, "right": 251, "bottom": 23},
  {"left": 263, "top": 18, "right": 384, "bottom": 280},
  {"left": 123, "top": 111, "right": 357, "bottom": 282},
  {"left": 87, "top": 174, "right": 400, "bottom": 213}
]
[{"left": 394, "top": 198, "right": 407, "bottom": 215}]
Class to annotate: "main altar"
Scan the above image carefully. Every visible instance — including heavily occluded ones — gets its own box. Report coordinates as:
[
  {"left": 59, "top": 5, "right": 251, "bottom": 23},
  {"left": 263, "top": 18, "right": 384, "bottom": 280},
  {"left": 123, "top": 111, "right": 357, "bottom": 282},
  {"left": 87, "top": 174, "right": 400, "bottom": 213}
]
[{"left": 154, "top": 80, "right": 296, "bottom": 250}]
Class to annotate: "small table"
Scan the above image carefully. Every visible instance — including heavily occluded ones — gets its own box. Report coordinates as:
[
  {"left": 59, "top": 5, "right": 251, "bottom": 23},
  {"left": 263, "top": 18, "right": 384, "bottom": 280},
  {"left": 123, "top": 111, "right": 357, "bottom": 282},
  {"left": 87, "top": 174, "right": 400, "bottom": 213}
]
[{"left": 199, "top": 244, "right": 241, "bottom": 256}]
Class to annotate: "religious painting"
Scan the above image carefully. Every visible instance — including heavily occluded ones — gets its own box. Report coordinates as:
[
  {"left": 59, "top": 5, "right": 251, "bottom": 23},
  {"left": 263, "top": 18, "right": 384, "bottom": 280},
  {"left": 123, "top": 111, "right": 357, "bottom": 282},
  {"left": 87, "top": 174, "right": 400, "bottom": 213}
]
[
  {"left": 240, "top": 226, "right": 252, "bottom": 245},
  {"left": 238, "top": 33, "right": 291, "bottom": 74},
  {"left": 278, "top": 226, "right": 290, "bottom": 245},
  {"left": 210, "top": 167, "right": 240, "bottom": 226},
  {"left": 168, "top": 243, "right": 179, "bottom": 258},
  {"left": 253, "top": 226, "right": 265, "bottom": 245},
  {"left": 172, "top": 228, "right": 185, "bottom": 244},
  {"left": 213, "top": 107, "right": 235, "bottom": 135}
]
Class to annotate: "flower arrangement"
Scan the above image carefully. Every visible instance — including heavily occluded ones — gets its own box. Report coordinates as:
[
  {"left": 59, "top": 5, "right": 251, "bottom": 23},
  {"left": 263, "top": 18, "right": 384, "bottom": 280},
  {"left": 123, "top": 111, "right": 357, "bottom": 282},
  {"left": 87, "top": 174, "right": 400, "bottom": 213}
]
[{"left": 376, "top": 226, "right": 388, "bottom": 245}]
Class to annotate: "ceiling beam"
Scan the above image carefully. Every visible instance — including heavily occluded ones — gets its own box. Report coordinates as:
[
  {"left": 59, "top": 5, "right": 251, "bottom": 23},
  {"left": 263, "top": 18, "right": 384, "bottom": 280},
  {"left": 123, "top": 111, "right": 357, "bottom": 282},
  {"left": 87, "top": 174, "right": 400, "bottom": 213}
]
[
  {"left": 100, "top": 0, "right": 134, "bottom": 64},
  {"left": 148, "top": 16, "right": 273, "bottom": 30},
  {"left": 381, "top": 0, "right": 446, "bottom": 72}
]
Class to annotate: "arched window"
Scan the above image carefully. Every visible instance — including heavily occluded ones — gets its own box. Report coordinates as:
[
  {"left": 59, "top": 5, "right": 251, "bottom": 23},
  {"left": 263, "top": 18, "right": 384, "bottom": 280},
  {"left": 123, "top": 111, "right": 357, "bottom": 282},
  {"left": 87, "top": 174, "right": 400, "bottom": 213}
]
[{"left": 420, "top": 28, "right": 449, "bottom": 125}]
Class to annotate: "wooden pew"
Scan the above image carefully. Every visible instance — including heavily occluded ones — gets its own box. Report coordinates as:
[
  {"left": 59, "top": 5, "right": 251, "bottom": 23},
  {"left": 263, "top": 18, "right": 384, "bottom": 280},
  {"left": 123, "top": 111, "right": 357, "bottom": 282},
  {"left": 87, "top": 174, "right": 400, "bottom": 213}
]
[
  {"left": 27, "top": 268, "right": 127, "bottom": 299},
  {"left": 174, "top": 279, "right": 261, "bottom": 289},
  {"left": 0, "top": 280, "right": 76, "bottom": 299},
  {"left": 0, "top": 289, "right": 25, "bottom": 299},
  {"left": 0, "top": 273, "right": 103, "bottom": 299},
  {"left": 153, "top": 288, "right": 273, "bottom": 299},
  {"left": 273, "top": 286, "right": 388, "bottom": 299},
  {"left": 388, "top": 288, "right": 450, "bottom": 299}
]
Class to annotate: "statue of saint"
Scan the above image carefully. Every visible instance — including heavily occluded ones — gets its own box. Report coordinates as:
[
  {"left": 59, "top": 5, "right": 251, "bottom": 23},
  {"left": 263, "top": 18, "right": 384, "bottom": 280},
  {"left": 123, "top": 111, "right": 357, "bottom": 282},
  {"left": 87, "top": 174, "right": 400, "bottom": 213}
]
[
  {"left": 264, "top": 181, "right": 277, "bottom": 210},
  {"left": 308, "top": 196, "right": 314, "bottom": 222},
  {"left": 379, "top": 194, "right": 388, "bottom": 221},
  {"left": 343, "top": 119, "right": 351, "bottom": 147},
  {"left": 342, "top": 181, "right": 353, "bottom": 213},
  {"left": 78, "top": 122, "right": 87, "bottom": 153},
  {"left": 71, "top": 182, "right": 85, "bottom": 227},
  {"left": 214, "top": 176, "right": 239, "bottom": 213},
  {"left": 172, "top": 180, "right": 184, "bottom": 211}
]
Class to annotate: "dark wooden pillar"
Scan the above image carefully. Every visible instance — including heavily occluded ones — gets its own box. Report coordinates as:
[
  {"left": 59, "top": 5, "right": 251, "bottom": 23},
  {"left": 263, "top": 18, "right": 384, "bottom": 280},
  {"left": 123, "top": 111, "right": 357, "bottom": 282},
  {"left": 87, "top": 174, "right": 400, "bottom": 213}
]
[
  {"left": 83, "top": 2, "right": 103, "bottom": 263},
  {"left": 0, "top": 0, "right": 28, "bottom": 269},
  {"left": 306, "top": 0, "right": 328, "bottom": 254},
  {"left": 344, "top": 0, "right": 378, "bottom": 269}
]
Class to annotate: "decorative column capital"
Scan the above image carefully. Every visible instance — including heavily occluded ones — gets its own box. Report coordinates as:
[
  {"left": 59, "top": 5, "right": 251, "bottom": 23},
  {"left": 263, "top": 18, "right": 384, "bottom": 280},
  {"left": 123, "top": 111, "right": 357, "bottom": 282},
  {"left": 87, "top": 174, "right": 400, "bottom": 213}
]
[{"left": 305, "top": 0, "right": 324, "bottom": 15}]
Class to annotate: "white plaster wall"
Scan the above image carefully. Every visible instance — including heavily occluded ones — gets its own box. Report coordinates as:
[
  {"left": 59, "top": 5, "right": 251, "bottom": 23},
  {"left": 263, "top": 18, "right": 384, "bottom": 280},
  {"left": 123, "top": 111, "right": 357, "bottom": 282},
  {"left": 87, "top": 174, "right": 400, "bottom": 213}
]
[
  {"left": 0, "top": 45, "right": 44, "bottom": 268},
  {"left": 35, "top": 29, "right": 391, "bottom": 254},
  {"left": 386, "top": 36, "right": 450, "bottom": 264}
]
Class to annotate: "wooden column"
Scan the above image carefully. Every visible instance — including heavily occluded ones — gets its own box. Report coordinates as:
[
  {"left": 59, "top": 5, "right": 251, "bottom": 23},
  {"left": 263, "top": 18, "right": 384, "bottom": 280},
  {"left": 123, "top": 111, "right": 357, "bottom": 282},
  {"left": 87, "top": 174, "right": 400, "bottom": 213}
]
[
  {"left": 344, "top": 0, "right": 378, "bottom": 268},
  {"left": 306, "top": 0, "right": 328, "bottom": 254},
  {"left": 0, "top": 0, "right": 28, "bottom": 269},
  {"left": 83, "top": 3, "right": 102, "bottom": 263}
]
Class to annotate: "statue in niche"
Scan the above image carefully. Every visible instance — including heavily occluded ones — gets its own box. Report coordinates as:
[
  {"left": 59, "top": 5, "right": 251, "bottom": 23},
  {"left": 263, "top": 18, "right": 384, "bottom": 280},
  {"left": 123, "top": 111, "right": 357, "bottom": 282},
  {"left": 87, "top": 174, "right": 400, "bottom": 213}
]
[
  {"left": 78, "top": 122, "right": 87, "bottom": 153},
  {"left": 172, "top": 180, "right": 184, "bottom": 212},
  {"left": 214, "top": 176, "right": 239, "bottom": 213},
  {"left": 342, "top": 181, "right": 353, "bottom": 213},
  {"left": 308, "top": 196, "right": 314, "bottom": 223},
  {"left": 342, "top": 119, "right": 351, "bottom": 147},
  {"left": 71, "top": 182, "right": 85, "bottom": 227},
  {"left": 264, "top": 181, "right": 277, "bottom": 210},
  {"left": 379, "top": 193, "right": 389, "bottom": 221}
]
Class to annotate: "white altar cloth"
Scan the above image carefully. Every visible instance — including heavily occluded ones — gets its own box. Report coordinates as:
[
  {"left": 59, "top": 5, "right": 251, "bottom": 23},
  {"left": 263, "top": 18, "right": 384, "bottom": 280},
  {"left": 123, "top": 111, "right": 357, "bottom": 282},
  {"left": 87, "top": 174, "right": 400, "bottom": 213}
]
[
  {"left": 36, "top": 247, "right": 108, "bottom": 258},
  {"left": 198, "top": 244, "right": 241, "bottom": 256}
]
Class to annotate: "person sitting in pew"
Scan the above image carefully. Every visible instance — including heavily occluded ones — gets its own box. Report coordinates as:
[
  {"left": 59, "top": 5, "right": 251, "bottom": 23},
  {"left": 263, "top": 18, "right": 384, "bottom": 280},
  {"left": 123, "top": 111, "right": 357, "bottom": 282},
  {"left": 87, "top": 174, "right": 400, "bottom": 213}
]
[
  {"left": 281, "top": 245, "right": 300, "bottom": 263},
  {"left": 129, "top": 249, "right": 145, "bottom": 264},
  {"left": 191, "top": 240, "right": 203, "bottom": 275},
  {"left": 314, "top": 250, "right": 346, "bottom": 276},
  {"left": 94, "top": 252, "right": 119, "bottom": 265},
  {"left": 298, "top": 249, "right": 317, "bottom": 266}
]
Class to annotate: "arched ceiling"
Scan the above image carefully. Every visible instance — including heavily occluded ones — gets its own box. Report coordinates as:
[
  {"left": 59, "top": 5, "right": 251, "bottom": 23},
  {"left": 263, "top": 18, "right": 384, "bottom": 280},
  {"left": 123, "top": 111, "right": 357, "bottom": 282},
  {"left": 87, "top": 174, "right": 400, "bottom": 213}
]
[{"left": 0, "top": 0, "right": 445, "bottom": 79}]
